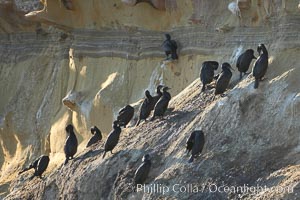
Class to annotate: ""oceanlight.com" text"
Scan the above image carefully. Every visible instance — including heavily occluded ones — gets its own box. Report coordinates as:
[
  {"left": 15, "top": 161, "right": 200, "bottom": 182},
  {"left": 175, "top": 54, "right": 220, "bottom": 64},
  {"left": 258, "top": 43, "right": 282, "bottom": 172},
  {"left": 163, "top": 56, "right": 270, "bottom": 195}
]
[{"left": 136, "top": 183, "right": 294, "bottom": 195}]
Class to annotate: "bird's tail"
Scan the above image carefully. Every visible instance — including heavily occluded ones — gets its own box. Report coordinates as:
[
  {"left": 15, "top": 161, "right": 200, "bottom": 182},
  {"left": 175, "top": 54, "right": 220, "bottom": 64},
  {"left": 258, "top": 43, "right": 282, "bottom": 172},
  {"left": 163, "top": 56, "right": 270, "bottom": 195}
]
[
  {"left": 240, "top": 72, "right": 243, "bottom": 80},
  {"left": 135, "top": 119, "right": 141, "bottom": 127},
  {"left": 254, "top": 79, "right": 259, "bottom": 89},
  {"left": 150, "top": 116, "right": 155, "bottom": 121},
  {"left": 188, "top": 156, "right": 194, "bottom": 163},
  {"left": 212, "top": 95, "right": 216, "bottom": 101},
  {"left": 64, "top": 158, "right": 68, "bottom": 165},
  {"left": 29, "top": 174, "right": 35, "bottom": 180},
  {"left": 186, "top": 149, "right": 190, "bottom": 155},
  {"left": 18, "top": 168, "right": 28, "bottom": 175},
  {"left": 102, "top": 151, "right": 106, "bottom": 158},
  {"left": 18, "top": 165, "right": 34, "bottom": 175},
  {"left": 201, "top": 84, "right": 205, "bottom": 92}
]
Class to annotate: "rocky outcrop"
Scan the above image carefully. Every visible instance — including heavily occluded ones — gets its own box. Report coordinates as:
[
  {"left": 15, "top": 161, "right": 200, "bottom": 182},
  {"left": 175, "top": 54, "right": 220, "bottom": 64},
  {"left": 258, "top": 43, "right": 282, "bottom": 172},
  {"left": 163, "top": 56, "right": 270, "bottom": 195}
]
[{"left": 5, "top": 67, "right": 300, "bottom": 199}]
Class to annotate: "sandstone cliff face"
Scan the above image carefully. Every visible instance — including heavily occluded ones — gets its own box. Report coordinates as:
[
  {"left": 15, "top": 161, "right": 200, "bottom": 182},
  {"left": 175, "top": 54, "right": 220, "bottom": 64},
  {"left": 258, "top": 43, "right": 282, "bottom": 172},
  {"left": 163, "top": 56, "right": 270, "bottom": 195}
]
[{"left": 0, "top": 0, "right": 300, "bottom": 199}]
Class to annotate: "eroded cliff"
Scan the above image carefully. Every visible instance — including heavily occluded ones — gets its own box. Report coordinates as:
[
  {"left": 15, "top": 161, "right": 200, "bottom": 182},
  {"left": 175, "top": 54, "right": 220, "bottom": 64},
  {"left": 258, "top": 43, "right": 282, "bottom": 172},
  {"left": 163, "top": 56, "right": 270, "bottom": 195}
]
[{"left": 0, "top": 0, "right": 300, "bottom": 199}]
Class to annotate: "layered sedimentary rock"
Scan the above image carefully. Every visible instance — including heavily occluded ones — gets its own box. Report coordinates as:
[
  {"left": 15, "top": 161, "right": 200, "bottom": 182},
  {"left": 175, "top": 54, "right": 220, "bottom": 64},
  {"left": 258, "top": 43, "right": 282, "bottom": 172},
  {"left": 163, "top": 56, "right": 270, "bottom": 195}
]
[
  {"left": 5, "top": 68, "right": 300, "bottom": 199},
  {"left": 0, "top": 0, "right": 300, "bottom": 198}
]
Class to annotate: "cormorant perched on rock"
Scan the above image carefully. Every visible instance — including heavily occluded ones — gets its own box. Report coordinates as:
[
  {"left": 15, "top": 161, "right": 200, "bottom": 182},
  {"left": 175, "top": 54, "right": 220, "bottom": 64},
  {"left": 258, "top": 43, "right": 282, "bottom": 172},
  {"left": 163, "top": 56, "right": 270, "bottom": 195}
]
[
  {"left": 253, "top": 44, "right": 268, "bottom": 89},
  {"left": 117, "top": 105, "right": 134, "bottom": 128},
  {"left": 150, "top": 85, "right": 163, "bottom": 111},
  {"left": 215, "top": 63, "right": 233, "bottom": 96},
  {"left": 200, "top": 61, "right": 219, "bottom": 92},
  {"left": 86, "top": 126, "right": 102, "bottom": 148},
  {"left": 64, "top": 124, "right": 78, "bottom": 165},
  {"left": 136, "top": 90, "right": 154, "bottom": 126},
  {"left": 150, "top": 86, "right": 171, "bottom": 121},
  {"left": 19, "top": 155, "right": 50, "bottom": 179},
  {"left": 236, "top": 49, "right": 256, "bottom": 80},
  {"left": 103, "top": 121, "right": 122, "bottom": 158},
  {"left": 188, "top": 130, "right": 205, "bottom": 163},
  {"left": 134, "top": 154, "right": 151, "bottom": 185},
  {"left": 162, "top": 34, "right": 178, "bottom": 60}
]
